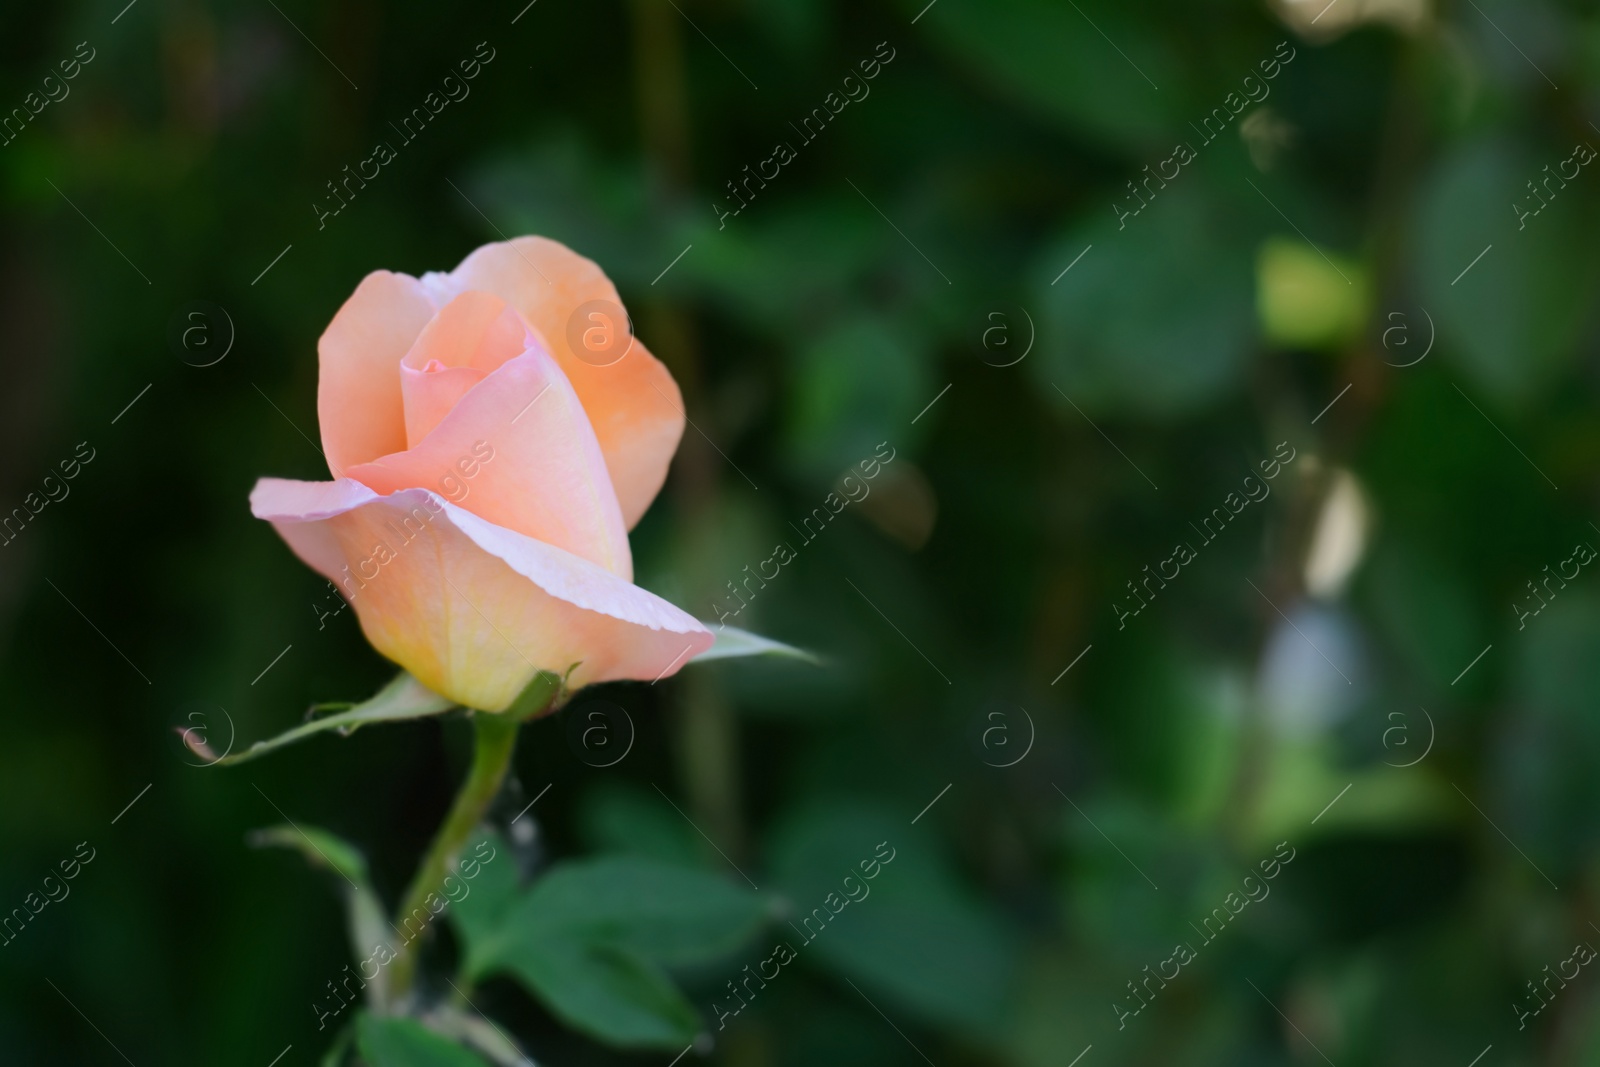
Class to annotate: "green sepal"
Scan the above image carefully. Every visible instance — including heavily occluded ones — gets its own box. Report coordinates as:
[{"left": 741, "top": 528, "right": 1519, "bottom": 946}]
[
  {"left": 690, "top": 625, "right": 820, "bottom": 665},
  {"left": 499, "top": 668, "right": 566, "bottom": 721},
  {"left": 209, "top": 672, "right": 455, "bottom": 767}
]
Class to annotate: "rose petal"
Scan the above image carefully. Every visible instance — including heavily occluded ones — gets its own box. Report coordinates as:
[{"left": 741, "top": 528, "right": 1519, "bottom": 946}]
[
  {"left": 345, "top": 341, "right": 633, "bottom": 580},
  {"left": 434, "top": 237, "right": 686, "bottom": 528},
  {"left": 251, "top": 477, "right": 711, "bottom": 711},
  {"left": 317, "top": 271, "right": 438, "bottom": 478},
  {"left": 400, "top": 361, "right": 485, "bottom": 451},
  {"left": 398, "top": 292, "right": 528, "bottom": 447}
]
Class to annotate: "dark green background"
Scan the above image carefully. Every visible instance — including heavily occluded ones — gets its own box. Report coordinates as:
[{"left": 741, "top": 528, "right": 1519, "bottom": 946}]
[{"left": 3, "top": 0, "right": 1599, "bottom": 1062}]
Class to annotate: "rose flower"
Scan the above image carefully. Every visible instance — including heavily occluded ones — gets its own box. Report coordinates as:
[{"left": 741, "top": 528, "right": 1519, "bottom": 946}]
[{"left": 251, "top": 237, "right": 713, "bottom": 711}]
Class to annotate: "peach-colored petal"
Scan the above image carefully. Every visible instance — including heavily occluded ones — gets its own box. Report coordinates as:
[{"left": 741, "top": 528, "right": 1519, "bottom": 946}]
[
  {"left": 400, "top": 360, "right": 485, "bottom": 451},
  {"left": 398, "top": 292, "right": 528, "bottom": 447},
  {"left": 250, "top": 477, "right": 711, "bottom": 711},
  {"left": 403, "top": 291, "right": 528, "bottom": 375},
  {"left": 317, "top": 271, "right": 439, "bottom": 478},
  {"left": 431, "top": 237, "right": 686, "bottom": 528},
  {"left": 345, "top": 342, "right": 633, "bottom": 580}
]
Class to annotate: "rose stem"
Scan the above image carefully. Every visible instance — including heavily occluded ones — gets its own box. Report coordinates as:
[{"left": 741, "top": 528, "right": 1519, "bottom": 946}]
[{"left": 386, "top": 708, "right": 521, "bottom": 999}]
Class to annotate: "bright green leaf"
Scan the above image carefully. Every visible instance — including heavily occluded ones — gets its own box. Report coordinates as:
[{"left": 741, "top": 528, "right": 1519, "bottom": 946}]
[
  {"left": 356, "top": 1015, "right": 491, "bottom": 1067},
  {"left": 1256, "top": 236, "right": 1368, "bottom": 349}
]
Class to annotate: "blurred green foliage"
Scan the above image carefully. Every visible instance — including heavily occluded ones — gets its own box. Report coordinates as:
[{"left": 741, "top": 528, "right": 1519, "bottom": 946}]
[{"left": 4, "top": 0, "right": 1600, "bottom": 1063}]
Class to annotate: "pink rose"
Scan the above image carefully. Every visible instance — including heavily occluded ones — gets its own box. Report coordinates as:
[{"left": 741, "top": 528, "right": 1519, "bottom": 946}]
[{"left": 251, "top": 237, "right": 712, "bottom": 711}]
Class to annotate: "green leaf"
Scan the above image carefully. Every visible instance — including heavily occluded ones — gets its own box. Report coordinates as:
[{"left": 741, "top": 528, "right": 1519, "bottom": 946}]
[
  {"left": 1256, "top": 236, "right": 1368, "bottom": 349},
  {"left": 691, "top": 626, "right": 820, "bottom": 665},
  {"left": 417, "top": 1004, "right": 534, "bottom": 1067},
  {"left": 1417, "top": 137, "right": 1600, "bottom": 405},
  {"left": 1362, "top": 538, "right": 1488, "bottom": 694},
  {"left": 319, "top": 1024, "right": 354, "bottom": 1067},
  {"left": 768, "top": 802, "right": 1018, "bottom": 1036},
  {"left": 356, "top": 1015, "right": 491, "bottom": 1067},
  {"left": 469, "top": 140, "right": 652, "bottom": 288},
  {"left": 456, "top": 856, "right": 770, "bottom": 1049},
  {"left": 1032, "top": 181, "right": 1257, "bottom": 417},
  {"left": 675, "top": 202, "right": 885, "bottom": 334},
  {"left": 500, "top": 938, "right": 701, "bottom": 1048},
  {"left": 1514, "top": 590, "right": 1600, "bottom": 723},
  {"left": 249, "top": 823, "right": 371, "bottom": 884},
  {"left": 914, "top": 0, "right": 1178, "bottom": 151},
  {"left": 576, "top": 783, "right": 703, "bottom": 866},
  {"left": 469, "top": 856, "right": 770, "bottom": 973},
  {"left": 446, "top": 829, "right": 521, "bottom": 967},
  {"left": 787, "top": 315, "right": 929, "bottom": 478},
  {"left": 213, "top": 672, "right": 455, "bottom": 766},
  {"left": 249, "top": 825, "right": 392, "bottom": 1009}
]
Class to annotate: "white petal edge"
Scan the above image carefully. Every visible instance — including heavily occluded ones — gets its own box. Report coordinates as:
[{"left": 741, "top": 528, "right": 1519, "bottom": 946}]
[{"left": 250, "top": 477, "right": 711, "bottom": 702}]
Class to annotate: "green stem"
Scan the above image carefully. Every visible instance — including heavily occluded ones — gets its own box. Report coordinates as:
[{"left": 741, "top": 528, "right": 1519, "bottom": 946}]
[{"left": 387, "top": 710, "right": 522, "bottom": 1000}]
